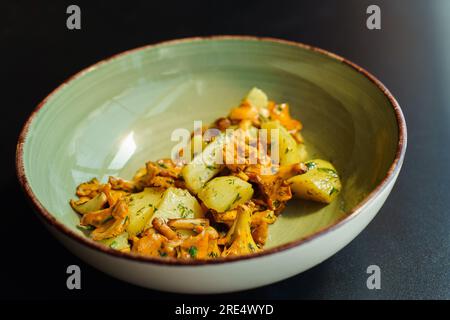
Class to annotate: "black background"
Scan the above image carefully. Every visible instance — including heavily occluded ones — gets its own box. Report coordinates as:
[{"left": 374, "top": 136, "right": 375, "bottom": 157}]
[{"left": 2, "top": 0, "right": 449, "bottom": 300}]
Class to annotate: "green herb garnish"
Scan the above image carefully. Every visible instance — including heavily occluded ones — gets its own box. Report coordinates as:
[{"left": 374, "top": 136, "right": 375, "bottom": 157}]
[
  {"left": 177, "top": 203, "right": 193, "bottom": 218},
  {"left": 188, "top": 246, "right": 198, "bottom": 258},
  {"left": 329, "top": 187, "right": 340, "bottom": 195},
  {"left": 208, "top": 252, "right": 219, "bottom": 258},
  {"left": 101, "top": 216, "right": 114, "bottom": 224},
  {"left": 136, "top": 206, "right": 146, "bottom": 215},
  {"left": 109, "top": 241, "right": 118, "bottom": 249},
  {"left": 232, "top": 193, "right": 242, "bottom": 204},
  {"left": 305, "top": 161, "right": 317, "bottom": 170}
]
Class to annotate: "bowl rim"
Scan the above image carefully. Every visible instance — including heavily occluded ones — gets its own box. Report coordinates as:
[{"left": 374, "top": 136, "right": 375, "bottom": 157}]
[{"left": 16, "top": 35, "right": 407, "bottom": 266}]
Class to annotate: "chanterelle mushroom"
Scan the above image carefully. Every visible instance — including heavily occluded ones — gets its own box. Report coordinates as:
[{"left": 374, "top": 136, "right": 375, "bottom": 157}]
[
  {"left": 70, "top": 192, "right": 108, "bottom": 214},
  {"left": 89, "top": 199, "right": 130, "bottom": 241},
  {"left": 221, "top": 203, "right": 261, "bottom": 257},
  {"left": 109, "top": 159, "right": 184, "bottom": 192},
  {"left": 76, "top": 178, "right": 102, "bottom": 198},
  {"left": 244, "top": 163, "right": 307, "bottom": 212}
]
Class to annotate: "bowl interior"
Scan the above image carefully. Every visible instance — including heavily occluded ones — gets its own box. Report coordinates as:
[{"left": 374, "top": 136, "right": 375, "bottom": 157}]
[{"left": 21, "top": 38, "right": 399, "bottom": 249}]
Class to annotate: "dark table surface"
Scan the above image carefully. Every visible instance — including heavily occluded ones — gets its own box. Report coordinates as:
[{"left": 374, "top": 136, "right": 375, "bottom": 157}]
[{"left": 2, "top": 0, "right": 449, "bottom": 300}]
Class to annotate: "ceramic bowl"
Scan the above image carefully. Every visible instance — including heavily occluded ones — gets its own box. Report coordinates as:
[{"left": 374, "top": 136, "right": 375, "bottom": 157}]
[{"left": 16, "top": 36, "right": 406, "bottom": 294}]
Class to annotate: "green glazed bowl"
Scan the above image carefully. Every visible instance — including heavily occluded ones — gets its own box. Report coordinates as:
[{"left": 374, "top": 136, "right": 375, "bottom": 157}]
[{"left": 17, "top": 36, "right": 406, "bottom": 293}]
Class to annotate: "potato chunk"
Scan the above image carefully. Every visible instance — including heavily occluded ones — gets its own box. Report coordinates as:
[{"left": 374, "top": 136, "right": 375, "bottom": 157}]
[
  {"left": 287, "top": 159, "right": 341, "bottom": 204},
  {"left": 244, "top": 87, "right": 268, "bottom": 110},
  {"left": 198, "top": 176, "right": 254, "bottom": 212},
  {"left": 261, "top": 120, "right": 301, "bottom": 165},
  {"left": 182, "top": 133, "right": 226, "bottom": 194},
  {"left": 151, "top": 187, "right": 204, "bottom": 223},
  {"left": 126, "top": 188, "right": 164, "bottom": 237},
  {"left": 98, "top": 232, "right": 130, "bottom": 251}
]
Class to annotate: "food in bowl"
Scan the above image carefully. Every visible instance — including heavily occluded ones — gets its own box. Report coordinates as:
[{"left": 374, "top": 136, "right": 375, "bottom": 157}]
[{"left": 70, "top": 87, "right": 342, "bottom": 259}]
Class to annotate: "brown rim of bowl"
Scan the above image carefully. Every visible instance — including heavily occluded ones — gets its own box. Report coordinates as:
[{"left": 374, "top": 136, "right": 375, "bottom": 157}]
[{"left": 16, "top": 35, "right": 407, "bottom": 266}]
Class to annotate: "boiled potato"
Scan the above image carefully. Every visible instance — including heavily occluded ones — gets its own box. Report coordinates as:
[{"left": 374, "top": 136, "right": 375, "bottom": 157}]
[
  {"left": 287, "top": 159, "right": 341, "bottom": 204},
  {"left": 126, "top": 187, "right": 164, "bottom": 238},
  {"left": 182, "top": 133, "right": 226, "bottom": 194},
  {"left": 151, "top": 187, "right": 204, "bottom": 224},
  {"left": 297, "top": 143, "right": 308, "bottom": 162},
  {"left": 99, "top": 232, "right": 130, "bottom": 251},
  {"left": 261, "top": 120, "right": 301, "bottom": 165},
  {"left": 189, "top": 134, "right": 208, "bottom": 159},
  {"left": 244, "top": 87, "right": 268, "bottom": 109},
  {"left": 198, "top": 176, "right": 254, "bottom": 212}
]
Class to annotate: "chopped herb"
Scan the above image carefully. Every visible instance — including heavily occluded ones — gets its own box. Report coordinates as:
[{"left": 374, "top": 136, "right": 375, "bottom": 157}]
[
  {"left": 305, "top": 161, "right": 317, "bottom": 170},
  {"left": 159, "top": 251, "right": 168, "bottom": 257},
  {"left": 158, "top": 162, "right": 168, "bottom": 169},
  {"left": 248, "top": 243, "right": 255, "bottom": 252},
  {"left": 122, "top": 216, "right": 129, "bottom": 225},
  {"left": 101, "top": 216, "right": 114, "bottom": 224},
  {"left": 329, "top": 187, "right": 340, "bottom": 195},
  {"left": 208, "top": 252, "right": 219, "bottom": 258},
  {"left": 177, "top": 203, "right": 193, "bottom": 218},
  {"left": 273, "top": 200, "right": 280, "bottom": 208},
  {"left": 232, "top": 193, "right": 242, "bottom": 204},
  {"left": 206, "top": 165, "right": 216, "bottom": 170},
  {"left": 188, "top": 246, "right": 198, "bottom": 258},
  {"left": 109, "top": 241, "right": 118, "bottom": 249}
]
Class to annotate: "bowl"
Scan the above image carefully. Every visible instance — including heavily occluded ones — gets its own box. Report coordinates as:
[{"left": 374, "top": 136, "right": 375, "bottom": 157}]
[{"left": 16, "top": 36, "right": 406, "bottom": 294}]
